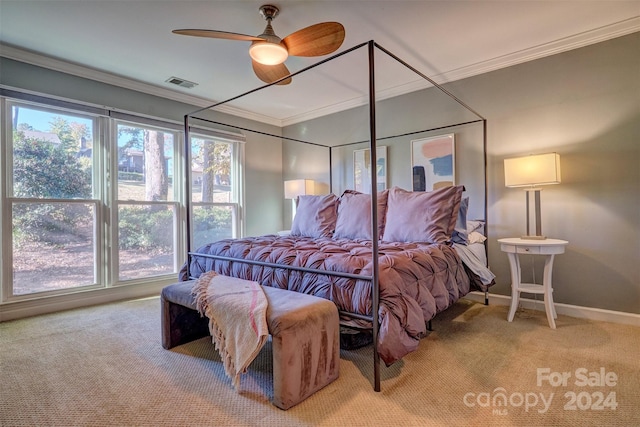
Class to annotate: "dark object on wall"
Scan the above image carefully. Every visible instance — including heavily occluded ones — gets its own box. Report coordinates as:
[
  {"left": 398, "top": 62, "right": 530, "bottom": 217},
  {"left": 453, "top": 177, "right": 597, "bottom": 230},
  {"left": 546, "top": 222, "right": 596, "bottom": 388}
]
[{"left": 413, "top": 166, "right": 426, "bottom": 191}]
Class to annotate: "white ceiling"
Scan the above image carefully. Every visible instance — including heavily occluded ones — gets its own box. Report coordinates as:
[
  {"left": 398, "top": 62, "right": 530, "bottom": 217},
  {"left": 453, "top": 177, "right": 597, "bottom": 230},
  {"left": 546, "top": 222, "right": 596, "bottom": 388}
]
[{"left": 1, "top": 1, "right": 638, "bottom": 126}]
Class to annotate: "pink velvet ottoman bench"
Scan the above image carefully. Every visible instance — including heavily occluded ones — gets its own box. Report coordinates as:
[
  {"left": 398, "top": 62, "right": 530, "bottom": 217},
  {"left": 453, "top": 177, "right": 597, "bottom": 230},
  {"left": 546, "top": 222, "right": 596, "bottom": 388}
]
[{"left": 161, "top": 280, "right": 340, "bottom": 410}]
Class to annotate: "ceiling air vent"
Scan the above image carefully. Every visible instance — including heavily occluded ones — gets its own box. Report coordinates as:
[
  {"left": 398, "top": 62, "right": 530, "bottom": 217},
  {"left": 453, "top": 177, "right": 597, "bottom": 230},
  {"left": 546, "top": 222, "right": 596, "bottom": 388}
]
[{"left": 165, "top": 76, "right": 198, "bottom": 89}]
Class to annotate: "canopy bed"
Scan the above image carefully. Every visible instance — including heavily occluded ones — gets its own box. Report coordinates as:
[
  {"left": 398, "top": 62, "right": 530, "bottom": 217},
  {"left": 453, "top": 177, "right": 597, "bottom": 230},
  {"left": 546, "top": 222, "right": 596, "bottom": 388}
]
[{"left": 179, "top": 41, "right": 494, "bottom": 392}]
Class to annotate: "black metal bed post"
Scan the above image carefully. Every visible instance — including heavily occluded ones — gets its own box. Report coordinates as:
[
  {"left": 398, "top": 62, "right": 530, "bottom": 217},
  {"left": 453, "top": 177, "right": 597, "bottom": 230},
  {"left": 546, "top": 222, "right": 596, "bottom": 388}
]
[
  {"left": 184, "top": 114, "right": 192, "bottom": 279},
  {"left": 329, "top": 146, "right": 333, "bottom": 193},
  {"left": 482, "top": 119, "right": 489, "bottom": 306},
  {"left": 367, "top": 40, "right": 381, "bottom": 393}
]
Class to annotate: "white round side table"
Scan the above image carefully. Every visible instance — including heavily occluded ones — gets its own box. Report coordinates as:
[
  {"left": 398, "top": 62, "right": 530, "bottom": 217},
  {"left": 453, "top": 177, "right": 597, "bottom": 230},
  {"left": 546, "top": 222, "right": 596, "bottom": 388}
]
[{"left": 498, "top": 238, "right": 569, "bottom": 329}]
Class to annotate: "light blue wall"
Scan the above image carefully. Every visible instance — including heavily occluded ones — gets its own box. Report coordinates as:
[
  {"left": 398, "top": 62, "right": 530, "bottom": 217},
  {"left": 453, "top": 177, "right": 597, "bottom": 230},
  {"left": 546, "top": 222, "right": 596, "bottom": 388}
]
[
  {"left": 282, "top": 96, "right": 486, "bottom": 218},
  {"left": 2, "top": 32, "right": 637, "bottom": 315},
  {"left": 283, "top": 33, "right": 640, "bottom": 315}
]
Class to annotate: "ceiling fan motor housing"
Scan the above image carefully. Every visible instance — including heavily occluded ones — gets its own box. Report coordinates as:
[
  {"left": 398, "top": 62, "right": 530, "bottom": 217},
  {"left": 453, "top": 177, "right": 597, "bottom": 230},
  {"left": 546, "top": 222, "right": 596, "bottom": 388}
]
[{"left": 259, "top": 5, "right": 280, "bottom": 21}]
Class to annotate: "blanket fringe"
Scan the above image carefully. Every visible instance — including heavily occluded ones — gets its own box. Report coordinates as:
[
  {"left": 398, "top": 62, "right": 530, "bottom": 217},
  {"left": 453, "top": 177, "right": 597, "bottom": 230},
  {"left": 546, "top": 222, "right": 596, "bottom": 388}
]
[{"left": 192, "top": 271, "right": 267, "bottom": 390}]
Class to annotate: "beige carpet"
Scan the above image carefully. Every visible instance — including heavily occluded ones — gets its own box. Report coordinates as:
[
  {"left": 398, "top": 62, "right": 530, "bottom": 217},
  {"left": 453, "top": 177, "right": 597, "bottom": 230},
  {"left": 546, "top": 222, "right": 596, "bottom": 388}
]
[{"left": 1, "top": 296, "right": 638, "bottom": 427}]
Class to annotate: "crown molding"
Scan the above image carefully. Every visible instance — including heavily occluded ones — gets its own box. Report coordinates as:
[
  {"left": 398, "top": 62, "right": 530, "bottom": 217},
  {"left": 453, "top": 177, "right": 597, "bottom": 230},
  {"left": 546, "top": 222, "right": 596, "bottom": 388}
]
[
  {"left": 280, "top": 79, "right": 431, "bottom": 127},
  {"left": 281, "top": 17, "right": 640, "bottom": 126},
  {"left": 434, "top": 16, "right": 640, "bottom": 84},
  {"left": 2, "top": 17, "right": 638, "bottom": 128},
  {"left": 0, "top": 43, "right": 283, "bottom": 127}
]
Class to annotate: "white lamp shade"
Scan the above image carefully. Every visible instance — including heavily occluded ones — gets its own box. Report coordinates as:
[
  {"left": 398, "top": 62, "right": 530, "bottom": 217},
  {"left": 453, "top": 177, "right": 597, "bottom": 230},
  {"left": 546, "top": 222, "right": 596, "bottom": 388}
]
[
  {"left": 504, "top": 153, "right": 561, "bottom": 188},
  {"left": 249, "top": 41, "right": 289, "bottom": 65},
  {"left": 284, "top": 179, "right": 315, "bottom": 199}
]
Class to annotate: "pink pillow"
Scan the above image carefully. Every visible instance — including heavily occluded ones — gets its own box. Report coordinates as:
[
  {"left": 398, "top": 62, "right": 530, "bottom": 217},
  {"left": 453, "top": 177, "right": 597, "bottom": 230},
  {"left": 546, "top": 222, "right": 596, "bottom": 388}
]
[
  {"left": 334, "top": 190, "right": 389, "bottom": 240},
  {"left": 382, "top": 185, "right": 464, "bottom": 243},
  {"left": 291, "top": 194, "right": 339, "bottom": 238}
]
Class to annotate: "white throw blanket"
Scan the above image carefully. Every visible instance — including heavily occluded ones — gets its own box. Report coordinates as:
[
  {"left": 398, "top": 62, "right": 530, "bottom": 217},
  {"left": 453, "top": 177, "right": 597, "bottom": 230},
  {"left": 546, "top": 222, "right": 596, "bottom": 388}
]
[{"left": 192, "top": 271, "right": 269, "bottom": 389}]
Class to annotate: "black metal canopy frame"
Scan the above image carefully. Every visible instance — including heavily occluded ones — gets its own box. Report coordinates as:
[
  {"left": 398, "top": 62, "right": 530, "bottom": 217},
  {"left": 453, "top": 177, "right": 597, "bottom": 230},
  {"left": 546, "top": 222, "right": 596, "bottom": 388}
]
[{"left": 183, "top": 40, "right": 487, "bottom": 392}]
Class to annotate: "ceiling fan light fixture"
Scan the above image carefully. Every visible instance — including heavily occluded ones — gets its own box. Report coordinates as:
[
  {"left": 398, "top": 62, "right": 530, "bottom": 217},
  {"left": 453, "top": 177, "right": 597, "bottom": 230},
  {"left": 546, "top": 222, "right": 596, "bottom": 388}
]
[
  {"left": 172, "top": 4, "right": 344, "bottom": 84},
  {"left": 249, "top": 41, "right": 289, "bottom": 65}
]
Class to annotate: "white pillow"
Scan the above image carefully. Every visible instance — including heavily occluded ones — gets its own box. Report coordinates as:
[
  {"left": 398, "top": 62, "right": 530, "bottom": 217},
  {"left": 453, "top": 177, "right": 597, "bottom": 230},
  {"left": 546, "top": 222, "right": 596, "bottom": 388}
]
[{"left": 468, "top": 231, "right": 487, "bottom": 244}]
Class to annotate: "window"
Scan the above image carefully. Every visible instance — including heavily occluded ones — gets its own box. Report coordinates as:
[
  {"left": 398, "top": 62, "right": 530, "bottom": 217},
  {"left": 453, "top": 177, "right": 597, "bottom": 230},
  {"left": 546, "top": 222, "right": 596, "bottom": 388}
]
[
  {"left": 190, "top": 134, "right": 241, "bottom": 250},
  {"left": 1, "top": 93, "right": 245, "bottom": 306},
  {"left": 115, "top": 121, "right": 179, "bottom": 281},
  {"left": 6, "top": 102, "right": 101, "bottom": 296}
]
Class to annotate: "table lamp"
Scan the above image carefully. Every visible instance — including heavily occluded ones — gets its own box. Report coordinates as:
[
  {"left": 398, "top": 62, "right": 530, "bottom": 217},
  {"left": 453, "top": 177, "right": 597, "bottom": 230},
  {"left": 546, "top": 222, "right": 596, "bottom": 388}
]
[{"left": 504, "top": 153, "right": 561, "bottom": 240}]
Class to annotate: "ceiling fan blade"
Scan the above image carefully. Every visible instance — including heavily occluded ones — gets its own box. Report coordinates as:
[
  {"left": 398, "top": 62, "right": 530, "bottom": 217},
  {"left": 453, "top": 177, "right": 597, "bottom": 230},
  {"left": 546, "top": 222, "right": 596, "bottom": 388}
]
[
  {"left": 282, "top": 22, "right": 345, "bottom": 57},
  {"left": 172, "top": 29, "right": 264, "bottom": 42},
  {"left": 252, "top": 60, "right": 292, "bottom": 85}
]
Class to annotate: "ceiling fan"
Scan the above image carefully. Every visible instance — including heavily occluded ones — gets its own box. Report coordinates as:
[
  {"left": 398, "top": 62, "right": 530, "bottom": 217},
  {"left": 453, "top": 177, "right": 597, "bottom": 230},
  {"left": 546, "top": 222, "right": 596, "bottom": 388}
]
[{"left": 172, "top": 4, "right": 345, "bottom": 86}]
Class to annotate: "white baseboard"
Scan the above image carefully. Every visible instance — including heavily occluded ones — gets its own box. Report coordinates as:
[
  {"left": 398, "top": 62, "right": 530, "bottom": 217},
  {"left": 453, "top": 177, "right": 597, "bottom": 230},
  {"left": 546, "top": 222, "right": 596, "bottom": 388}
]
[
  {"left": 464, "top": 291, "right": 640, "bottom": 327},
  {"left": 0, "top": 279, "right": 173, "bottom": 322},
  {"left": 4, "top": 285, "right": 639, "bottom": 327}
]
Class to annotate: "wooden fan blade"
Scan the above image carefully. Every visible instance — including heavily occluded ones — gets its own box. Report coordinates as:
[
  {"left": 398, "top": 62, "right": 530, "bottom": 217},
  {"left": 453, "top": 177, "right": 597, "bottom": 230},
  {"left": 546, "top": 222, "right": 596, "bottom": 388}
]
[
  {"left": 282, "top": 22, "right": 345, "bottom": 57},
  {"left": 172, "top": 29, "right": 264, "bottom": 42},
  {"left": 252, "top": 60, "right": 292, "bottom": 85}
]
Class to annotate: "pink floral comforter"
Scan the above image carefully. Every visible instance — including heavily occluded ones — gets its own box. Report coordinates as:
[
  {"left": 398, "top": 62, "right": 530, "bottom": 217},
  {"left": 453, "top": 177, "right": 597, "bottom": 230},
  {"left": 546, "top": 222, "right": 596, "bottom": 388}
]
[{"left": 180, "top": 235, "right": 471, "bottom": 365}]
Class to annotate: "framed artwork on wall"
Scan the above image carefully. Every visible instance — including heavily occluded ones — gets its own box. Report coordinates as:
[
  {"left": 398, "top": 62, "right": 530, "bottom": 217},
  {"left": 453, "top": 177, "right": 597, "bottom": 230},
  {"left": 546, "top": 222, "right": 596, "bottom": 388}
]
[
  {"left": 411, "top": 134, "right": 455, "bottom": 191},
  {"left": 353, "top": 146, "right": 387, "bottom": 193}
]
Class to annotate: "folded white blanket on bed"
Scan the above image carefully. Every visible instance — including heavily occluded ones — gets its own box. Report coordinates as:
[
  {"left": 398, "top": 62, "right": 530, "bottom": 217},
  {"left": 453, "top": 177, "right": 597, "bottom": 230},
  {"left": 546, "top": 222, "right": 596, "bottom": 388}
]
[{"left": 192, "top": 271, "right": 269, "bottom": 389}]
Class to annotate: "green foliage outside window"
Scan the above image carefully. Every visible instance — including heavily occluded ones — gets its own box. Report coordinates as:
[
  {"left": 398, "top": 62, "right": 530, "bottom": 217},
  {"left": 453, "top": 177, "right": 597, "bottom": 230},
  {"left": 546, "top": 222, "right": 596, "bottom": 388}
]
[
  {"left": 13, "top": 135, "right": 92, "bottom": 199},
  {"left": 118, "top": 206, "right": 174, "bottom": 250},
  {"left": 118, "top": 206, "right": 232, "bottom": 252},
  {"left": 12, "top": 134, "right": 92, "bottom": 245},
  {"left": 193, "top": 207, "right": 233, "bottom": 249}
]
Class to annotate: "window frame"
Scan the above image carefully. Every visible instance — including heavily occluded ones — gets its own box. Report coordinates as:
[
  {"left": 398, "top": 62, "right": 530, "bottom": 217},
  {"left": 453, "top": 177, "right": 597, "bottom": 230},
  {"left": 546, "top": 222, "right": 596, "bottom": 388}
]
[
  {"left": 188, "top": 131, "right": 244, "bottom": 251},
  {"left": 2, "top": 98, "right": 106, "bottom": 302},
  {"left": 111, "top": 117, "right": 183, "bottom": 284},
  {"left": 0, "top": 91, "right": 245, "bottom": 306}
]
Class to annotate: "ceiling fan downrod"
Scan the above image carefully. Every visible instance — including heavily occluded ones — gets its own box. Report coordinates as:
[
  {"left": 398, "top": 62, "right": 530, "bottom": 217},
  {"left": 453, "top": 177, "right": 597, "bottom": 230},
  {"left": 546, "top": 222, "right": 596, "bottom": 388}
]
[{"left": 257, "top": 4, "right": 281, "bottom": 41}]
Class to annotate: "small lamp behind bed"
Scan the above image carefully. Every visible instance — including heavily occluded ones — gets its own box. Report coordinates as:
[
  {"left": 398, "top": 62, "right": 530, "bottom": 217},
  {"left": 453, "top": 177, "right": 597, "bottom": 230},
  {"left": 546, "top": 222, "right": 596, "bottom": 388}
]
[
  {"left": 284, "top": 179, "right": 315, "bottom": 220},
  {"left": 504, "top": 153, "right": 561, "bottom": 240}
]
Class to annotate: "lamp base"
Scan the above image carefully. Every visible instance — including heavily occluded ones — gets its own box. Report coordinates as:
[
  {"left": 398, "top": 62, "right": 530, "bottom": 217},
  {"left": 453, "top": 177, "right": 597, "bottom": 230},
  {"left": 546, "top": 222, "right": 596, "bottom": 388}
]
[
  {"left": 521, "top": 235, "right": 547, "bottom": 240},
  {"left": 524, "top": 188, "right": 546, "bottom": 241}
]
